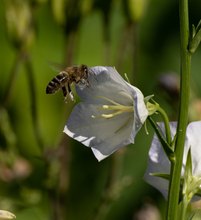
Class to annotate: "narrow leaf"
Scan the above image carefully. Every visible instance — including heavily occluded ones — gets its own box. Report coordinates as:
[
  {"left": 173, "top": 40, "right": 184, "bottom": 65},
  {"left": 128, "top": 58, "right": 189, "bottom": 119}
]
[{"left": 150, "top": 173, "right": 170, "bottom": 181}]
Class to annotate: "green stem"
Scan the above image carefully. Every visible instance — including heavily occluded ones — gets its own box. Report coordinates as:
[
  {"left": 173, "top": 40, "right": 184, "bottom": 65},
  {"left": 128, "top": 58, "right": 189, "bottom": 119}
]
[
  {"left": 167, "top": 0, "right": 191, "bottom": 219},
  {"left": 24, "top": 54, "right": 44, "bottom": 152},
  {"left": 2, "top": 49, "right": 25, "bottom": 108},
  {"left": 156, "top": 106, "right": 172, "bottom": 145},
  {"left": 180, "top": 199, "right": 188, "bottom": 220}
]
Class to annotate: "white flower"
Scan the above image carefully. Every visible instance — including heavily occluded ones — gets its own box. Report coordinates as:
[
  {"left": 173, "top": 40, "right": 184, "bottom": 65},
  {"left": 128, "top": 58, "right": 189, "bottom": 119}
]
[
  {"left": 144, "top": 121, "right": 201, "bottom": 199},
  {"left": 64, "top": 66, "right": 148, "bottom": 161}
]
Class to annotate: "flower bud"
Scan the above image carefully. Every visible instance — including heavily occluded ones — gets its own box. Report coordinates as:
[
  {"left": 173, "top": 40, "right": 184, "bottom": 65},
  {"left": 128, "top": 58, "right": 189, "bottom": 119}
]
[
  {"left": 5, "top": 0, "right": 35, "bottom": 48},
  {"left": 51, "top": 0, "right": 66, "bottom": 25},
  {"left": 128, "top": 0, "right": 148, "bottom": 22}
]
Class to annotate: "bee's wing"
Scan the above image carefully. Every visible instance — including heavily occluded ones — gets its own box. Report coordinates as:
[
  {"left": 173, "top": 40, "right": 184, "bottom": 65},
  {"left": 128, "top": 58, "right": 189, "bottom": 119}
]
[{"left": 48, "top": 61, "right": 67, "bottom": 72}]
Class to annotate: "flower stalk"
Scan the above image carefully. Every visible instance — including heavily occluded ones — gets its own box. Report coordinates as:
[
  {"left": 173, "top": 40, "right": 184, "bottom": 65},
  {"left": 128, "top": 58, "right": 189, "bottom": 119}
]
[
  {"left": 156, "top": 105, "right": 172, "bottom": 146},
  {"left": 167, "top": 0, "right": 191, "bottom": 218},
  {"left": 147, "top": 100, "right": 173, "bottom": 158}
]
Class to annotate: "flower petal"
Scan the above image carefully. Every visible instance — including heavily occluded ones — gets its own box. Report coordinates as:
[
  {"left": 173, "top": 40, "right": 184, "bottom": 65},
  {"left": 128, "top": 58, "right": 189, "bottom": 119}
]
[
  {"left": 145, "top": 121, "right": 201, "bottom": 199},
  {"left": 64, "top": 103, "right": 134, "bottom": 161},
  {"left": 131, "top": 86, "right": 149, "bottom": 134},
  {"left": 144, "top": 122, "right": 177, "bottom": 198},
  {"left": 76, "top": 66, "right": 134, "bottom": 105},
  {"left": 91, "top": 148, "right": 108, "bottom": 161},
  {"left": 186, "top": 121, "right": 201, "bottom": 176}
]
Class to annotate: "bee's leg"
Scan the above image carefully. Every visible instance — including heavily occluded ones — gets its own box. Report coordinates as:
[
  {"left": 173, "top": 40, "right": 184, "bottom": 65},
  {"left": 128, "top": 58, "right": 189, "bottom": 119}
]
[
  {"left": 67, "top": 83, "right": 74, "bottom": 101},
  {"left": 86, "top": 79, "right": 90, "bottom": 87},
  {"left": 80, "top": 79, "right": 89, "bottom": 87},
  {"left": 62, "top": 87, "right": 68, "bottom": 102}
]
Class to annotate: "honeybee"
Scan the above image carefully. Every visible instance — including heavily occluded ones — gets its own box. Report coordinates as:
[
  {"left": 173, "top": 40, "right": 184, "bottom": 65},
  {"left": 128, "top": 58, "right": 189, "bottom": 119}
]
[{"left": 46, "top": 64, "right": 89, "bottom": 101}]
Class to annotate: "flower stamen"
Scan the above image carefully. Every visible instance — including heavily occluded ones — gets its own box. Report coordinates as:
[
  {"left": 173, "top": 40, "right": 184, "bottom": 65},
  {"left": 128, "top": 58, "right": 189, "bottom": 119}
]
[{"left": 92, "top": 96, "right": 134, "bottom": 119}]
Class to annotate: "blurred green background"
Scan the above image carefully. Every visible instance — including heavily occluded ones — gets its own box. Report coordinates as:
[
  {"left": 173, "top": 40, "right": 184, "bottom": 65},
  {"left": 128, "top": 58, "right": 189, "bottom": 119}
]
[{"left": 0, "top": 0, "right": 201, "bottom": 219}]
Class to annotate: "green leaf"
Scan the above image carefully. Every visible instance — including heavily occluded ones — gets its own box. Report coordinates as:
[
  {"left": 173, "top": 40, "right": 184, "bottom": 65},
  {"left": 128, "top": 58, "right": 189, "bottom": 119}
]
[{"left": 150, "top": 173, "right": 170, "bottom": 181}]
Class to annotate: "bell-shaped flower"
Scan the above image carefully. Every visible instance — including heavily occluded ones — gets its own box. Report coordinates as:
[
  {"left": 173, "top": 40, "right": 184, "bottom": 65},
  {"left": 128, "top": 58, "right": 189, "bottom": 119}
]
[
  {"left": 64, "top": 66, "right": 148, "bottom": 161},
  {"left": 144, "top": 121, "right": 201, "bottom": 199}
]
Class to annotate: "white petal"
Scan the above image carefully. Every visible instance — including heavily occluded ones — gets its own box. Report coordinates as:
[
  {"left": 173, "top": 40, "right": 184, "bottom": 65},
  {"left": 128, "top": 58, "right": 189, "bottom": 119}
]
[
  {"left": 91, "top": 148, "right": 108, "bottom": 161},
  {"left": 145, "top": 121, "right": 201, "bottom": 199},
  {"left": 144, "top": 133, "right": 170, "bottom": 198},
  {"left": 64, "top": 103, "right": 134, "bottom": 160},
  {"left": 144, "top": 122, "right": 177, "bottom": 198},
  {"left": 133, "top": 86, "right": 148, "bottom": 124},
  {"left": 64, "top": 128, "right": 95, "bottom": 146},
  {"left": 76, "top": 66, "right": 135, "bottom": 106},
  {"left": 130, "top": 86, "right": 149, "bottom": 138},
  {"left": 186, "top": 121, "right": 201, "bottom": 176}
]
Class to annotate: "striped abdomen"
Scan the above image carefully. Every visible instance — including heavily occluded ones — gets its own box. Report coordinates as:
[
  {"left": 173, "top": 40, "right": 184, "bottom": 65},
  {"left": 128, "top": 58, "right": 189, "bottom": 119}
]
[{"left": 46, "top": 72, "right": 69, "bottom": 94}]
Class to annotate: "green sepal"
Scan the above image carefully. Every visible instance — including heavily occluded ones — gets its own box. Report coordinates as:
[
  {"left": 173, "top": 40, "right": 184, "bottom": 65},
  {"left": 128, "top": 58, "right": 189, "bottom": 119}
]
[
  {"left": 182, "top": 148, "right": 201, "bottom": 203},
  {"left": 124, "top": 73, "right": 130, "bottom": 83},
  {"left": 189, "top": 20, "right": 201, "bottom": 54},
  {"left": 144, "top": 95, "right": 154, "bottom": 103},
  {"left": 144, "top": 96, "right": 157, "bottom": 116},
  {"left": 185, "top": 148, "right": 193, "bottom": 180},
  {"left": 188, "top": 211, "right": 201, "bottom": 220},
  {"left": 146, "top": 101, "right": 159, "bottom": 116},
  {"left": 183, "top": 148, "right": 193, "bottom": 196}
]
